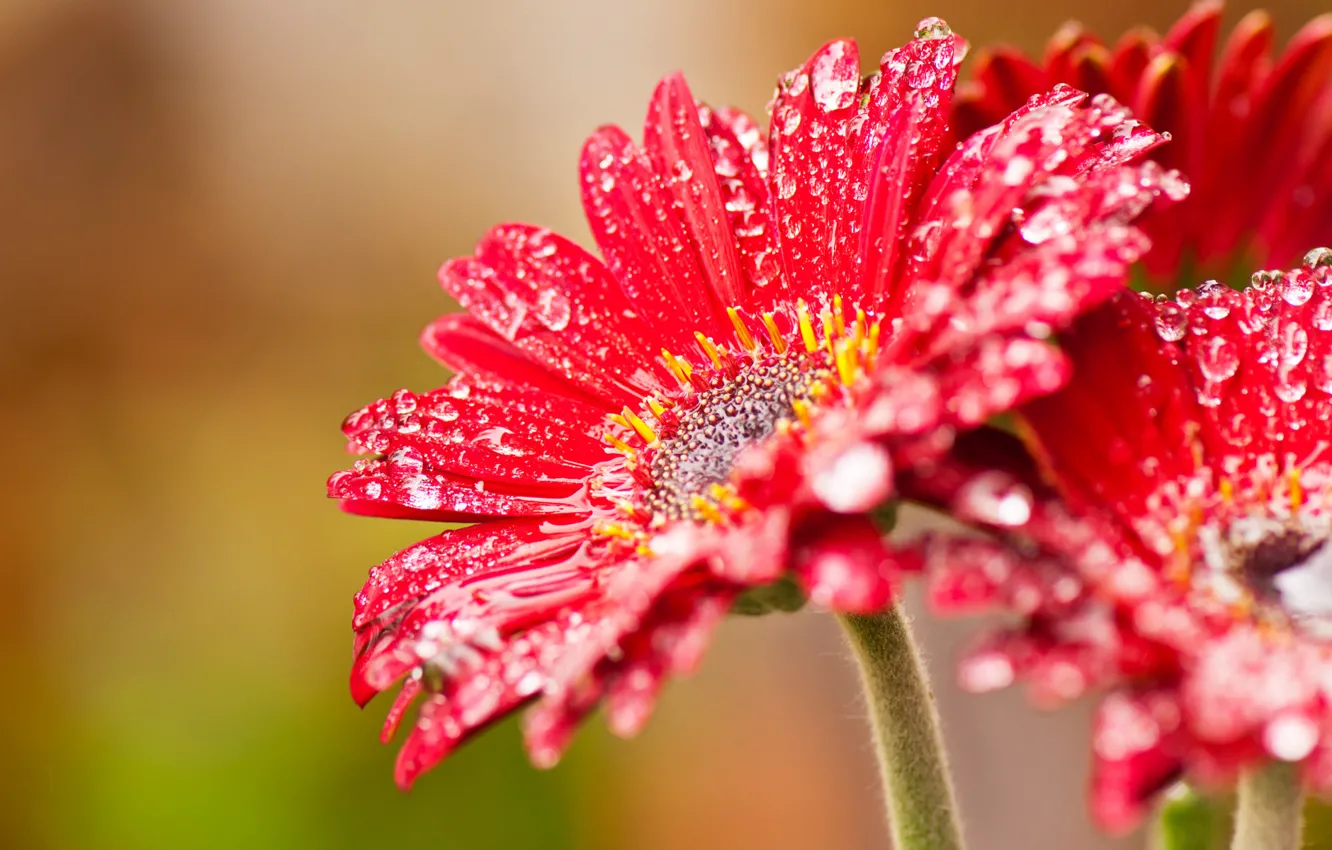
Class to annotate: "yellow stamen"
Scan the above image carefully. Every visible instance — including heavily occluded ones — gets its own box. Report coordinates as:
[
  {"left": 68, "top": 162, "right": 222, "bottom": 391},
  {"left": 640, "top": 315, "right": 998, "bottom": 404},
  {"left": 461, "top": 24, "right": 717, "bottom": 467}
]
[
  {"left": 865, "top": 320, "right": 881, "bottom": 369},
  {"left": 709, "top": 482, "right": 751, "bottom": 514},
  {"left": 835, "top": 339, "right": 858, "bottom": 386},
  {"left": 694, "top": 331, "right": 723, "bottom": 369},
  {"left": 595, "top": 522, "right": 637, "bottom": 540},
  {"left": 832, "top": 294, "right": 846, "bottom": 337},
  {"left": 613, "top": 499, "right": 638, "bottom": 517},
  {"left": 603, "top": 433, "right": 636, "bottom": 455},
  {"left": 791, "top": 398, "right": 813, "bottom": 431},
  {"left": 821, "top": 310, "right": 836, "bottom": 356},
  {"left": 690, "top": 494, "right": 724, "bottom": 524},
  {"left": 727, "top": 307, "right": 757, "bottom": 351},
  {"left": 661, "top": 349, "right": 693, "bottom": 385},
  {"left": 646, "top": 397, "right": 668, "bottom": 420},
  {"left": 797, "top": 301, "right": 818, "bottom": 353},
  {"left": 1166, "top": 528, "right": 1192, "bottom": 585},
  {"left": 607, "top": 413, "right": 631, "bottom": 430},
  {"left": 761, "top": 312, "right": 788, "bottom": 354},
  {"left": 854, "top": 308, "right": 867, "bottom": 348},
  {"left": 1290, "top": 467, "right": 1304, "bottom": 511},
  {"left": 623, "top": 408, "right": 658, "bottom": 444},
  {"left": 1219, "top": 477, "right": 1234, "bottom": 504}
]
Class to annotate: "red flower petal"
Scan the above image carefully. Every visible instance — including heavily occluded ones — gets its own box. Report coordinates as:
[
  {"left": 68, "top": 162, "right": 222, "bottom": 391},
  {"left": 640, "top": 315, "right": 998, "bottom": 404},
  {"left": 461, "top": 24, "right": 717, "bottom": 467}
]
[
  {"left": 643, "top": 74, "right": 746, "bottom": 312},
  {"left": 791, "top": 514, "right": 901, "bottom": 612},
  {"left": 767, "top": 39, "right": 863, "bottom": 307},
  {"left": 419, "top": 313, "right": 599, "bottom": 403},
  {"left": 440, "top": 226, "right": 672, "bottom": 405},
  {"left": 580, "top": 126, "right": 726, "bottom": 349},
  {"left": 699, "top": 104, "right": 785, "bottom": 303}
]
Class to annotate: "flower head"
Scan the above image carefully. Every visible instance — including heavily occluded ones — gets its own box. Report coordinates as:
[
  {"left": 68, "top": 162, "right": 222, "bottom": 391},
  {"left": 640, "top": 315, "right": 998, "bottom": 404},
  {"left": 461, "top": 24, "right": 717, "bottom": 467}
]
[
  {"left": 331, "top": 21, "right": 1175, "bottom": 787},
  {"left": 909, "top": 249, "right": 1332, "bottom": 830},
  {"left": 953, "top": 1, "right": 1332, "bottom": 285}
]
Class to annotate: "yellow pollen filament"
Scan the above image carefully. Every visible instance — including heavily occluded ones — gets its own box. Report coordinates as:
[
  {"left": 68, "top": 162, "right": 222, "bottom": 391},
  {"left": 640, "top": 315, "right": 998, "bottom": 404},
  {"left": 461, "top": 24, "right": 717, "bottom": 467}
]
[
  {"left": 797, "top": 301, "right": 818, "bottom": 353},
  {"left": 865, "top": 321, "right": 882, "bottom": 369},
  {"left": 1185, "top": 422, "right": 1203, "bottom": 469},
  {"left": 603, "top": 433, "right": 636, "bottom": 455},
  {"left": 1166, "top": 528, "right": 1193, "bottom": 585},
  {"left": 854, "top": 309, "right": 867, "bottom": 347},
  {"left": 614, "top": 499, "right": 638, "bottom": 517},
  {"left": 636, "top": 544, "right": 655, "bottom": 557},
  {"left": 623, "top": 408, "right": 658, "bottom": 444},
  {"left": 690, "top": 494, "right": 724, "bottom": 524},
  {"left": 821, "top": 310, "right": 837, "bottom": 356},
  {"left": 791, "top": 397, "right": 814, "bottom": 431},
  {"left": 726, "top": 307, "right": 757, "bottom": 351},
  {"left": 1219, "top": 477, "right": 1234, "bottom": 504},
  {"left": 607, "top": 413, "right": 631, "bottom": 430},
  {"left": 646, "top": 397, "right": 668, "bottom": 420},
  {"left": 835, "top": 339, "right": 858, "bottom": 386},
  {"left": 761, "top": 312, "right": 788, "bottom": 354},
  {"left": 694, "top": 331, "right": 723, "bottom": 369},
  {"left": 709, "top": 482, "right": 751, "bottom": 513},
  {"left": 832, "top": 295, "right": 846, "bottom": 337},
  {"left": 661, "top": 349, "right": 693, "bottom": 385},
  {"left": 1290, "top": 468, "right": 1305, "bottom": 511},
  {"left": 595, "top": 522, "right": 637, "bottom": 540}
]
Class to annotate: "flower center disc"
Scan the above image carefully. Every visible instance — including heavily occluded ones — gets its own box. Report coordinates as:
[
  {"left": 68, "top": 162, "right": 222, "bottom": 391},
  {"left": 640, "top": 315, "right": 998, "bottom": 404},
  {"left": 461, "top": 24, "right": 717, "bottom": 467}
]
[
  {"left": 643, "top": 355, "right": 826, "bottom": 519},
  {"left": 1236, "top": 526, "right": 1332, "bottom": 635}
]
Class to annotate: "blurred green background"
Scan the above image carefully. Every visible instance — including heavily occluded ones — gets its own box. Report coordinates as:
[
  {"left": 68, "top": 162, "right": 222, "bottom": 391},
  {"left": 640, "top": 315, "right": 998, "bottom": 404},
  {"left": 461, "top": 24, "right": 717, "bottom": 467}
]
[{"left": 4, "top": 1, "right": 1330, "bottom": 848}]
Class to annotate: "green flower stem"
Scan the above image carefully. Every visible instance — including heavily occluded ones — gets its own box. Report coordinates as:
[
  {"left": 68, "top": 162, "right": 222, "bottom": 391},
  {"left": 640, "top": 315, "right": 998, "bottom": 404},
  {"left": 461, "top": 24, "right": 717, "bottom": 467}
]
[
  {"left": 1231, "top": 763, "right": 1304, "bottom": 850},
  {"left": 838, "top": 606, "right": 966, "bottom": 850}
]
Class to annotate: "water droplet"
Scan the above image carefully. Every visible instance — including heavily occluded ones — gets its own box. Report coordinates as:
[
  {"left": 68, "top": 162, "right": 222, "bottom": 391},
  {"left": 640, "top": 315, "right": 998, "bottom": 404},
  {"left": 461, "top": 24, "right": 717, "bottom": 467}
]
[
  {"left": 959, "top": 473, "right": 1033, "bottom": 527},
  {"left": 1198, "top": 336, "right": 1239, "bottom": 381},
  {"left": 534, "top": 289, "right": 572, "bottom": 332},
  {"left": 397, "top": 414, "right": 422, "bottom": 435},
  {"left": 432, "top": 399, "right": 460, "bottom": 421},
  {"left": 392, "top": 389, "right": 418, "bottom": 415},
  {"left": 913, "top": 16, "right": 952, "bottom": 39},
  {"left": 1002, "top": 156, "right": 1033, "bottom": 186},
  {"left": 1304, "top": 247, "right": 1332, "bottom": 270},
  {"left": 388, "top": 446, "right": 426, "bottom": 476},
  {"left": 1282, "top": 274, "right": 1314, "bottom": 306},
  {"left": 1264, "top": 714, "right": 1319, "bottom": 762},
  {"left": 1280, "top": 323, "right": 1309, "bottom": 367},
  {"left": 1275, "top": 375, "right": 1307, "bottom": 403},
  {"left": 810, "top": 43, "right": 856, "bottom": 112},
  {"left": 1154, "top": 303, "right": 1187, "bottom": 342}
]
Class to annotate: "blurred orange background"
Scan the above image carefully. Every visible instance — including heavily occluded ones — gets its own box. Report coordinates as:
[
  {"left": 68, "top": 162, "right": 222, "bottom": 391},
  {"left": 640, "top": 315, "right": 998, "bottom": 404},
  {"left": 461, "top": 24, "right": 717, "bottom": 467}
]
[{"left": 4, "top": 1, "right": 1330, "bottom": 848}]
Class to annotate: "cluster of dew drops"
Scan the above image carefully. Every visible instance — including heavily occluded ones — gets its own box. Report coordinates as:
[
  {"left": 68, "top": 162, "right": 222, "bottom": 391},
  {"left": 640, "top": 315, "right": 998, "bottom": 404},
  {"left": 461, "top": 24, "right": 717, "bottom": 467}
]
[{"left": 1147, "top": 247, "right": 1332, "bottom": 442}]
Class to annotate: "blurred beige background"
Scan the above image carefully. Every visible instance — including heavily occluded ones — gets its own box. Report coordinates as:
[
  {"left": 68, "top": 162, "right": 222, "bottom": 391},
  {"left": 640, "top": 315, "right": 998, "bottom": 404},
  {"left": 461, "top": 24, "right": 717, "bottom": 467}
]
[{"left": 2, "top": 1, "right": 1329, "bottom": 848}]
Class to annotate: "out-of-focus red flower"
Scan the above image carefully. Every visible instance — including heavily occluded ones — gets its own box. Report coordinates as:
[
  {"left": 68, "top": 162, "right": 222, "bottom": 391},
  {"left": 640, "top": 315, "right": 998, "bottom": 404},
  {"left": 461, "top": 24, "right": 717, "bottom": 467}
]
[
  {"left": 954, "top": 1, "right": 1332, "bottom": 285},
  {"left": 908, "top": 248, "right": 1332, "bottom": 831},
  {"left": 330, "top": 20, "right": 1177, "bottom": 788}
]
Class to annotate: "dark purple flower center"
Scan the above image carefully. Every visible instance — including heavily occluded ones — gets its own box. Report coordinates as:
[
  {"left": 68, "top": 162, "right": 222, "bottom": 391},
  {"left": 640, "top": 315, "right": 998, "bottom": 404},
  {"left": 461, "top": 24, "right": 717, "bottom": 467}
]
[
  {"left": 1237, "top": 526, "right": 1332, "bottom": 635},
  {"left": 643, "top": 356, "right": 825, "bottom": 519}
]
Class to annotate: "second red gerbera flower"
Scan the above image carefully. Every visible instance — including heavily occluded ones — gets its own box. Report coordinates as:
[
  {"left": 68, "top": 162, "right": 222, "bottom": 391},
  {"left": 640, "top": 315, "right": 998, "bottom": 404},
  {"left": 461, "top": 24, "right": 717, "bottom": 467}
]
[
  {"left": 953, "top": 1, "right": 1332, "bottom": 285},
  {"left": 910, "top": 249, "right": 1332, "bottom": 830}
]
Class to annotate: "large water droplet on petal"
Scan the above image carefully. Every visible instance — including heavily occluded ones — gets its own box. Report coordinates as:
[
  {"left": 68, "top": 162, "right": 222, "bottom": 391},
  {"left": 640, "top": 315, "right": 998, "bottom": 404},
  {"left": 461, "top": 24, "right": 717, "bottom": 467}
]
[
  {"left": 1197, "top": 336, "right": 1239, "bottom": 382},
  {"left": 1154, "top": 303, "right": 1187, "bottom": 342}
]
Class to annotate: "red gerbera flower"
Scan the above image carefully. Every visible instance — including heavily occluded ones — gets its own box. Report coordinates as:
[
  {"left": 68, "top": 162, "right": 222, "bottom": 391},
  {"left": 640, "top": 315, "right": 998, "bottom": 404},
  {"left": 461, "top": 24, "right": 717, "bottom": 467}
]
[
  {"left": 953, "top": 1, "right": 1332, "bottom": 285},
  {"left": 907, "top": 248, "right": 1332, "bottom": 830},
  {"left": 330, "top": 20, "right": 1177, "bottom": 787}
]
